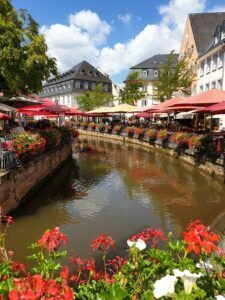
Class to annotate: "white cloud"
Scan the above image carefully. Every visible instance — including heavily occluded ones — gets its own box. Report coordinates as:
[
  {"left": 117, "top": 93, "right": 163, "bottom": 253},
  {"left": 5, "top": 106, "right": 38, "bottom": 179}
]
[
  {"left": 117, "top": 14, "right": 132, "bottom": 25},
  {"left": 209, "top": 5, "right": 225, "bottom": 12},
  {"left": 41, "top": 0, "right": 218, "bottom": 81}
]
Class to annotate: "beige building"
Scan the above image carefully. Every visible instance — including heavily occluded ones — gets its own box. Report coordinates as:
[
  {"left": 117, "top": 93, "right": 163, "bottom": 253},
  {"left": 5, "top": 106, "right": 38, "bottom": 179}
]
[{"left": 180, "top": 12, "right": 225, "bottom": 95}]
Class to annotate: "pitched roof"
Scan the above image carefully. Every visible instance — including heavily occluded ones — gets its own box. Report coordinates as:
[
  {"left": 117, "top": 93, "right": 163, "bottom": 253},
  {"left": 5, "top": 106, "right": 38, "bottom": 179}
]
[
  {"left": 44, "top": 60, "right": 112, "bottom": 86},
  {"left": 189, "top": 12, "right": 225, "bottom": 55},
  {"left": 130, "top": 54, "right": 179, "bottom": 69}
]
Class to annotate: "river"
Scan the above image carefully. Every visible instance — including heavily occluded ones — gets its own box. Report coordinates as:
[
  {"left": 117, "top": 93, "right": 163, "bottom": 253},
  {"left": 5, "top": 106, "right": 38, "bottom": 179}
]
[{"left": 6, "top": 137, "right": 225, "bottom": 263}]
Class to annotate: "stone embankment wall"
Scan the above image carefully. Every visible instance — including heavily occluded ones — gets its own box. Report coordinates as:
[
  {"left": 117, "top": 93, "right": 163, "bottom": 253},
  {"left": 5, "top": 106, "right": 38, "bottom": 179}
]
[
  {"left": 0, "top": 144, "right": 72, "bottom": 215},
  {"left": 78, "top": 129, "right": 225, "bottom": 181}
]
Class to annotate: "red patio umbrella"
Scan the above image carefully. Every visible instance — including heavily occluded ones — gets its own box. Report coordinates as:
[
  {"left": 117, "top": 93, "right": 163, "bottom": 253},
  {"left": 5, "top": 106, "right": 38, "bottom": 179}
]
[
  {"left": 199, "top": 101, "right": 225, "bottom": 114},
  {"left": 65, "top": 108, "right": 86, "bottom": 116},
  {"left": 136, "top": 112, "right": 153, "bottom": 118},
  {"left": 169, "top": 89, "right": 225, "bottom": 107},
  {"left": 40, "top": 104, "right": 69, "bottom": 114},
  {"left": 142, "top": 97, "right": 184, "bottom": 112},
  {"left": 0, "top": 113, "right": 11, "bottom": 120}
]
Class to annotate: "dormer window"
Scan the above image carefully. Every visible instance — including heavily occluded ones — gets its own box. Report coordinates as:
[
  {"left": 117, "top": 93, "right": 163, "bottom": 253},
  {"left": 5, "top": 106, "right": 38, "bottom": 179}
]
[
  {"left": 215, "top": 35, "right": 219, "bottom": 44},
  {"left": 222, "top": 30, "right": 225, "bottom": 40},
  {"left": 94, "top": 72, "right": 99, "bottom": 78},
  {"left": 88, "top": 71, "right": 93, "bottom": 77},
  {"left": 76, "top": 81, "right": 80, "bottom": 88},
  {"left": 81, "top": 70, "right": 85, "bottom": 76},
  {"left": 104, "top": 85, "right": 108, "bottom": 92},
  {"left": 154, "top": 70, "right": 158, "bottom": 77}
]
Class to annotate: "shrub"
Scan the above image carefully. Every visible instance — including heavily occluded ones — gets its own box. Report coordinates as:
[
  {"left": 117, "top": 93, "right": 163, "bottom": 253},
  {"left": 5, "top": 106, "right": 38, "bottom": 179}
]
[{"left": 13, "top": 132, "right": 46, "bottom": 161}]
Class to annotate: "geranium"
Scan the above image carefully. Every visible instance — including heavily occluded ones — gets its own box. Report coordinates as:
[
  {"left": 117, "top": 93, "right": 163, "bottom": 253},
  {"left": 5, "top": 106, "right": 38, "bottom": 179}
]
[
  {"left": 188, "top": 135, "right": 203, "bottom": 149},
  {"left": 173, "top": 269, "right": 202, "bottom": 294},
  {"left": 97, "top": 123, "right": 105, "bottom": 130},
  {"left": 8, "top": 275, "right": 74, "bottom": 300},
  {"left": 182, "top": 220, "right": 219, "bottom": 255},
  {"left": 127, "top": 239, "right": 146, "bottom": 251},
  {"left": 88, "top": 122, "right": 95, "bottom": 129},
  {"left": 145, "top": 129, "right": 157, "bottom": 139},
  {"left": 37, "top": 227, "right": 68, "bottom": 252},
  {"left": 91, "top": 234, "right": 115, "bottom": 254},
  {"left": 157, "top": 129, "right": 168, "bottom": 140},
  {"left": 114, "top": 125, "right": 121, "bottom": 133},
  {"left": 125, "top": 126, "right": 134, "bottom": 134},
  {"left": 81, "top": 122, "right": 88, "bottom": 128},
  {"left": 129, "top": 228, "right": 166, "bottom": 247},
  {"left": 134, "top": 127, "right": 145, "bottom": 136},
  {"left": 107, "top": 256, "right": 128, "bottom": 274},
  {"left": 153, "top": 274, "right": 177, "bottom": 299},
  {"left": 171, "top": 132, "right": 189, "bottom": 144},
  {"left": 39, "top": 128, "right": 62, "bottom": 149}
]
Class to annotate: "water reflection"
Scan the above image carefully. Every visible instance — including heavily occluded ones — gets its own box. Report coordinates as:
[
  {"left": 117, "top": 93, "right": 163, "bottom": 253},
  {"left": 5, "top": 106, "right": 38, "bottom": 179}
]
[{"left": 6, "top": 137, "right": 225, "bottom": 262}]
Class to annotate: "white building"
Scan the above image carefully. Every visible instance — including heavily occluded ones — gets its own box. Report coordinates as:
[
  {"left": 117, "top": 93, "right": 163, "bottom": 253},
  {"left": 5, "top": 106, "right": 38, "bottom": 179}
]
[
  {"left": 128, "top": 54, "right": 179, "bottom": 108},
  {"left": 197, "top": 20, "right": 225, "bottom": 93}
]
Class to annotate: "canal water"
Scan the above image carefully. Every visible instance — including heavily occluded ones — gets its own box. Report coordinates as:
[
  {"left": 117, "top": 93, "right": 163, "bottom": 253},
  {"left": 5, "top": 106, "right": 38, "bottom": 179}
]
[{"left": 6, "top": 137, "right": 225, "bottom": 263}]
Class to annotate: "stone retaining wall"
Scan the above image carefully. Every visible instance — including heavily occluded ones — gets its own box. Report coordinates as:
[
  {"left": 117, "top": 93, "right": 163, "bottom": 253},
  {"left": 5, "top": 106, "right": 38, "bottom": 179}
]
[
  {"left": 78, "top": 129, "right": 225, "bottom": 181},
  {"left": 0, "top": 144, "right": 72, "bottom": 215}
]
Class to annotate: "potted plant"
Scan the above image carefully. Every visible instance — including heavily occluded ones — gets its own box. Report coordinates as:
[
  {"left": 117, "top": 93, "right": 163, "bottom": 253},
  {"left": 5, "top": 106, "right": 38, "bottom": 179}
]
[
  {"left": 113, "top": 125, "right": 122, "bottom": 135},
  {"left": 97, "top": 123, "right": 105, "bottom": 132},
  {"left": 124, "top": 126, "right": 134, "bottom": 137},
  {"left": 105, "top": 124, "right": 112, "bottom": 133},
  {"left": 80, "top": 122, "right": 88, "bottom": 130},
  {"left": 144, "top": 129, "right": 157, "bottom": 144},
  {"left": 88, "top": 122, "right": 96, "bottom": 131},
  {"left": 133, "top": 127, "right": 145, "bottom": 139}
]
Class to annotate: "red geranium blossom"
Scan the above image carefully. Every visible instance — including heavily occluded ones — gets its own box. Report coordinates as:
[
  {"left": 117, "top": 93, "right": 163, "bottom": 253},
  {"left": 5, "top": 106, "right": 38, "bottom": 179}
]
[
  {"left": 91, "top": 234, "right": 115, "bottom": 254},
  {"left": 37, "top": 227, "right": 68, "bottom": 252},
  {"left": 107, "top": 256, "right": 128, "bottom": 274},
  {"left": 183, "top": 220, "right": 219, "bottom": 255},
  {"left": 8, "top": 275, "right": 74, "bottom": 300},
  {"left": 129, "top": 228, "right": 166, "bottom": 247}
]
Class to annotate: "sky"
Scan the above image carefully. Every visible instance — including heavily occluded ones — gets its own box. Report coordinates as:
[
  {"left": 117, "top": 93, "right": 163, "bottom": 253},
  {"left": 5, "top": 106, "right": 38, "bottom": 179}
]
[{"left": 12, "top": 0, "right": 225, "bottom": 84}]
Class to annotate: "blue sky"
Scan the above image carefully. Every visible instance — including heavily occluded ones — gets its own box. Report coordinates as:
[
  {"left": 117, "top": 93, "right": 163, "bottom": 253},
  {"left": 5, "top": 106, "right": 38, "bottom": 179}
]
[{"left": 12, "top": 0, "right": 225, "bottom": 83}]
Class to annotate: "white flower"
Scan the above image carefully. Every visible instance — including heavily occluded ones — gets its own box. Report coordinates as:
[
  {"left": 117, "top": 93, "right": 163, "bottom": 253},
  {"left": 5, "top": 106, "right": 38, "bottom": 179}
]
[
  {"left": 153, "top": 274, "right": 178, "bottom": 299},
  {"left": 127, "top": 239, "right": 146, "bottom": 251},
  {"left": 173, "top": 269, "right": 202, "bottom": 294},
  {"left": 196, "top": 260, "right": 213, "bottom": 270},
  {"left": 215, "top": 296, "right": 225, "bottom": 300}
]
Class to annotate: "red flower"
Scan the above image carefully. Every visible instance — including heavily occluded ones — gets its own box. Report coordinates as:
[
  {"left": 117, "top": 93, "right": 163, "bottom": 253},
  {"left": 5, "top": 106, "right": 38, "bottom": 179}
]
[
  {"left": 107, "top": 256, "right": 128, "bottom": 274},
  {"left": 129, "top": 228, "right": 166, "bottom": 247},
  {"left": 183, "top": 220, "right": 219, "bottom": 255},
  {"left": 91, "top": 234, "right": 115, "bottom": 254},
  {"left": 37, "top": 227, "right": 68, "bottom": 252},
  {"left": 1, "top": 215, "right": 14, "bottom": 224}
]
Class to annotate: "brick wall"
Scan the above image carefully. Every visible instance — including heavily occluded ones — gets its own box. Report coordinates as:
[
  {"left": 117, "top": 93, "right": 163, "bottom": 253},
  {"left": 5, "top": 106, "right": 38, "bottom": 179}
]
[{"left": 0, "top": 144, "right": 72, "bottom": 215}]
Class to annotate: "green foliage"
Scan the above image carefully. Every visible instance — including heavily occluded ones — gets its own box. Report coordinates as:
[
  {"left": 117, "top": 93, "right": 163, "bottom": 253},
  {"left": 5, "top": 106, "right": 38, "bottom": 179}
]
[
  {"left": 122, "top": 72, "right": 146, "bottom": 105},
  {"left": 0, "top": 0, "right": 57, "bottom": 96},
  {"left": 153, "top": 51, "right": 195, "bottom": 102},
  {"left": 77, "top": 84, "right": 113, "bottom": 111}
]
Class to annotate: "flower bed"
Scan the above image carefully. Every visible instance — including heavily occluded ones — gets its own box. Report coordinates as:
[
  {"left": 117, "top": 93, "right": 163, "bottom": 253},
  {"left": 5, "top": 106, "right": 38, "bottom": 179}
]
[{"left": 1, "top": 217, "right": 225, "bottom": 299}]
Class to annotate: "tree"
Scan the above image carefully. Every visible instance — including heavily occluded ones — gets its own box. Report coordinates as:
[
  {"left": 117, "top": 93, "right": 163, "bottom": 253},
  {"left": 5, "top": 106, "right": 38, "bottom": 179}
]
[
  {"left": 0, "top": 0, "right": 57, "bottom": 96},
  {"left": 77, "top": 84, "right": 113, "bottom": 111},
  {"left": 153, "top": 51, "right": 195, "bottom": 102},
  {"left": 122, "top": 72, "right": 146, "bottom": 105}
]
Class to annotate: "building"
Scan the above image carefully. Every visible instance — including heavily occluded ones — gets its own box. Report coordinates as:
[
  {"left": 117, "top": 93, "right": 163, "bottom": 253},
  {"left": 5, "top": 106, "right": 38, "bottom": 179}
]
[
  {"left": 128, "top": 54, "right": 179, "bottom": 108},
  {"left": 180, "top": 12, "right": 225, "bottom": 95},
  {"left": 39, "top": 61, "right": 112, "bottom": 107},
  {"left": 197, "top": 19, "right": 225, "bottom": 93}
]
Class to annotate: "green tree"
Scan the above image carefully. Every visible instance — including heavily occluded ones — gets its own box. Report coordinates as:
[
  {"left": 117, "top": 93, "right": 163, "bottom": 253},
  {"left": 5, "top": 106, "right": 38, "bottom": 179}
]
[
  {"left": 122, "top": 72, "right": 146, "bottom": 105},
  {"left": 153, "top": 51, "right": 195, "bottom": 102},
  {"left": 77, "top": 84, "right": 113, "bottom": 111},
  {"left": 0, "top": 0, "right": 57, "bottom": 96}
]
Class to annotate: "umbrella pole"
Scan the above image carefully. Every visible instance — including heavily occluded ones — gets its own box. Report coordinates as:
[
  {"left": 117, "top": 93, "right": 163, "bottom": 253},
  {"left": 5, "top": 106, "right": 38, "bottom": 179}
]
[
  {"left": 203, "top": 113, "right": 207, "bottom": 130},
  {"left": 210, "top": 113, "right": 213, "bottom": 133}
]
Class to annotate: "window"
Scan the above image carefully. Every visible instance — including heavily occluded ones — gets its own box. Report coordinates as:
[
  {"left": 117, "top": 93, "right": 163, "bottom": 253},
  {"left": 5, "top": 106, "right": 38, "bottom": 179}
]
[
  {"left": 81, "top": 70, "right": 85, "bottom": 75},
  {"left": 88, "top": 71, "right": 93, "bottom": 77},
  {"left": 143, "top": 71, "right": 147, "bottom": 77},
  {"left": 141, "top": 100, "right": 147, "bottom": 107},
  {"left": 211, "top": 81, "right": 216, "bottom": 89},
  {"left": 212, "top": 54, "right": 217, "bottom": 71},
  {"left": 63, "top": 84, "right": 66, "bottom": 90},
  {"left": 206, "top": 58, "right": 211, "bottom": 73},
  {"left": 91, "top": 83, "right": 96, "bottom": 90},
  {"left": 76, "top": 81, "right": 80, "bottom": 88},
  {"left": 205, "top": 83, "right": 210, "bottom": 91},
  {"left": 104, "top": 85, "right": 108, "bottom": 92},
  {"left": 200, "top": 85, "right": 204, "bottom": 93},
  {"left": 154, "top": 70, "right": 158, "bottom": 77},
  {"left": 218, "top": 51, "right": 224, "bottom": 68},
  {"left": 222, "top": 30, "right": 225, "bottom": 40},
  {"left": 143, "top": 85, "right": 148, "bottom": 92},
  {"left": 217, "top": 79, "right": 223, "bottom": 90},
  {"left": 200, "top": 62, "right": 204, "bottom": 77},
  {"left": 84, "top": 82, "right": 89, "bottom": 89},
  {"left": 215, "top": 35, "right": 219, "bottom": 44}
]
